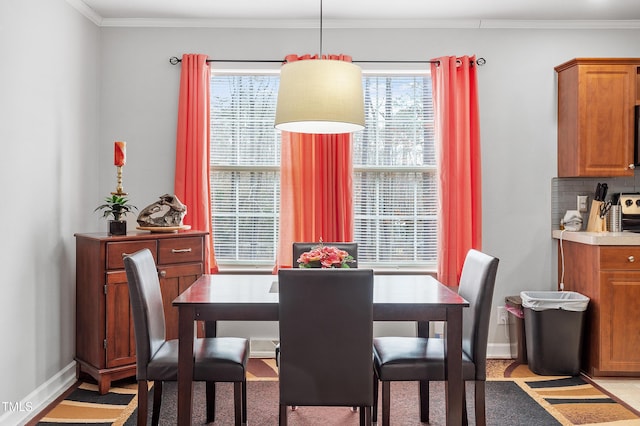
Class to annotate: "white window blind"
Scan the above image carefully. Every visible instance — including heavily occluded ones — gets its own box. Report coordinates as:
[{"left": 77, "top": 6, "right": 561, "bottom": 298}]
[
  {"left": 210, "top": 74, "right": 281, "bottom": 265},
  {"left": 353, "top": 74, "right": 436, "bottom": 266},
  {"left": 210, "top": 71, "right": 436, "bottom": 267}
]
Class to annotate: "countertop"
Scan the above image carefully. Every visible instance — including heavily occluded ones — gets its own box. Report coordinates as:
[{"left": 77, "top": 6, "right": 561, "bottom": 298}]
[{"left": 552, "top": 229, "right": 640, "bottom": 245}]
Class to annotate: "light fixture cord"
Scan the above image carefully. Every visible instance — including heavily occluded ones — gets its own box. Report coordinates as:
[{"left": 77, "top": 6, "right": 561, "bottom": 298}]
[{"left": 319, "top": 0, "right": 323, "bottom": 57}]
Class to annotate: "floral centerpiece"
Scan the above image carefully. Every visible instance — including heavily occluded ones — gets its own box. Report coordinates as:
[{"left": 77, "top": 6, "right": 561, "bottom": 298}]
[{"left": 297, "top": 244, "right": 355, "bottom": 268}]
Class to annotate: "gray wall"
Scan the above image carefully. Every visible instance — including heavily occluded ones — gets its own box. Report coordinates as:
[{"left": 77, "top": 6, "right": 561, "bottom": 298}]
[
  {"left": 97, "top": 25, "right": 640, "bottom": 354},
  {"left": 0, "top": 0, "right": 100, "bottom": 423},
  {"left": 3, "top": 1, "right": 640, "bottom": 421}
]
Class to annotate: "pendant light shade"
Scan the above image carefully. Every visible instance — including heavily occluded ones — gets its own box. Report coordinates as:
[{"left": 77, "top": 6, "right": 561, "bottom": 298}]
[{"left": 275, "top": 59, "right": 365, "bottom": 134}]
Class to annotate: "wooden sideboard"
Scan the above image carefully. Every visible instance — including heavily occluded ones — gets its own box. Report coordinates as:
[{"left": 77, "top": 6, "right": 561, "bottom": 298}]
[
  {"left": 559, "top": 240, "right": 640, "bottom": 376},
  {"left": 74, "top": 230, "right": 207, "bottom": 394}
]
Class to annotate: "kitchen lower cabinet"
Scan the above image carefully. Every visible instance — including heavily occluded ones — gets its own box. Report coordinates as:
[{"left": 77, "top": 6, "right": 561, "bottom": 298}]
[
  {"left": 560, "top": 241, "right": 640, "bottom": 376},
  {"left": 75, "top": 231, "right": 207, "bottom": 394}
]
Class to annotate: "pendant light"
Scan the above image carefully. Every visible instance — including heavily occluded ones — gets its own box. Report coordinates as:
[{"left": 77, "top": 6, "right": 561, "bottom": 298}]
[{"left": 274, "top": 0, "right": 365, "bottom": 134}]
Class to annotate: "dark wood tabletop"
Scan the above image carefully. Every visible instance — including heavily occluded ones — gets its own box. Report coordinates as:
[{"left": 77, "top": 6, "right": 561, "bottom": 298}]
[{"left": 173, "top": 273, "right": 468, "bottom": 425}]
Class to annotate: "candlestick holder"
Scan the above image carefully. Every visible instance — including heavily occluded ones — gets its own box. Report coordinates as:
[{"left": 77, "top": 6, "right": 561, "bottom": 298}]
[{"left": 111, "top": 165, "right": 127, "bottom": 196}]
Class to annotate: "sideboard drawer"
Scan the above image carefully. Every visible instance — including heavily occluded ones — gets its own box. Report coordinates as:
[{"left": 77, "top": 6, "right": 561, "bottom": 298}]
[
  {"left": 106, "top": 241, "right": 157, "bottom": 270},
  {"left": 157, "top": 237, "right": 203, "bottom": 265},
  {"left": 600, "top": 247, "right": 640, "bottom": 270}
]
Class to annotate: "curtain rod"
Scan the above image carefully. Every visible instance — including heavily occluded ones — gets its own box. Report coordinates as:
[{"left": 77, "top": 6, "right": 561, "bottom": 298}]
[{"left": 168, "top": 56, "right": 486, "bottom": 66}]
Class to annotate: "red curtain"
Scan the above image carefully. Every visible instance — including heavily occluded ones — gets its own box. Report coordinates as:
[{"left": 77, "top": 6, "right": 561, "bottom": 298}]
[
  {"left": 174, "top": 54, "right": 218, "bottom": 273},
  {"left": 431, "top": 55, "right": 482, "bottom": 286},
  {"left": 276, "top": 54, "right": 355, "bottom": 269}
]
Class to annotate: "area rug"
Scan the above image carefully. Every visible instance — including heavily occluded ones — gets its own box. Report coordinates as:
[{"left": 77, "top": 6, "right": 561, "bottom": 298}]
[
  {"left": 504, "top": 362, "right": 640, "bottom": 425},
  {"left": 33, "top": 359, "right": 640, "bottom": 425}
]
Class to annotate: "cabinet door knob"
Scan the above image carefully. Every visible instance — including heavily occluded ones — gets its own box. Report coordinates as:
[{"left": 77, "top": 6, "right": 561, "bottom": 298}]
[
  {"left": 628, "top": 256, "right": 635, "bottom": 263},
  {"left": 158, "top": 270, "right": 167, "bottom": 277},
  {"left": 629, "top": 164, "right": 636, "bottom": 170}
]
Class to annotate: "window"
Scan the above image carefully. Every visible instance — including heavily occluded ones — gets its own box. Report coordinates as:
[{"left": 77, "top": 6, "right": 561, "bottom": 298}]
[{"left": 210, "top": 71, "right": 436, "bottom": 268}]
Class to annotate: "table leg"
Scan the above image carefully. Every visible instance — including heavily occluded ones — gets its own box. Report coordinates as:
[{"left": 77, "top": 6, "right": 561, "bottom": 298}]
[
  {"left": 417, "top": 321, "right": 430, "bottom": 422},
  {"left": 204, "top": 320, "right": 217, "bottom": 422},
  {"left": 177, "top": 306, "right": 195, "bottom": 426},
  {"left": 445, "top": 306, "right": 464, "bottom": 426}
]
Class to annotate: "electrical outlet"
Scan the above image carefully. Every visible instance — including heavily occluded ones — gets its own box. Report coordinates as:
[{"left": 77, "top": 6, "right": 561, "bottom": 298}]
[
  {"left": 577, "top": 195, "right": 588, "bottom": 213},
  {"left": 497, "top": 306, "right": 508, "bottom": 325}
]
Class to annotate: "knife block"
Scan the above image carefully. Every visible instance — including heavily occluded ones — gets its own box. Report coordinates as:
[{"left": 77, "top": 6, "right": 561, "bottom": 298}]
[{"left": 586, "top": 200, "right": 606, "bottom": 232}]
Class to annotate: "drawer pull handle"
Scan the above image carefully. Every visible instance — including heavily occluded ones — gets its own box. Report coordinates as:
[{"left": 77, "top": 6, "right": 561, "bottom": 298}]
[
  {"left": 121, "top": 252, "right": 132, "bottom": 258},
  {"left": 172, "top": 248, "right": 192, "bottom": 254},
  {"left": 158, "top": 270, "right": 167, "bottom": 278},
  {"left": 628, "top": 256, "right": 636, "bottom": 263}
]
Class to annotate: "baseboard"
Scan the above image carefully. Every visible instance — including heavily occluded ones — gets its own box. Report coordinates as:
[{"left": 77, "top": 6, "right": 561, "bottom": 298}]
[
  {"left": 249, "top": 339, "right": 516, "bottom": 360},
  {"left": 0, "top": 361, "right": 77, "bottom": 425},
  {"left": 487, "top": 342, "right": 515, "bottom": 359},
  {"left": 250, "top": 339, "right": 278, "bottom": 358}
]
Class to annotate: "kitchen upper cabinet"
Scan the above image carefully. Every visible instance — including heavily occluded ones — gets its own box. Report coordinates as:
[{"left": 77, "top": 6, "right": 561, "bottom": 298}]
[{"left": 555, "top": 58, "right": 640, "bottom": 177}]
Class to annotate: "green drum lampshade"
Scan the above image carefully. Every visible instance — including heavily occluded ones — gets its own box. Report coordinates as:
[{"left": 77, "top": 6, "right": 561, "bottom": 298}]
[{"left": 275, "top": 59, "right": 365, "bottom": 134}]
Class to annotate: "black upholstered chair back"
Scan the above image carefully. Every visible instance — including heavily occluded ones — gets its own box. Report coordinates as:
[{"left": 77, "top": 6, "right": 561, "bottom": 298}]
[
  {"left": 123, "top": 248, "right": 166, "bottom": 380},
  {"left": 292, "top": 242, "right": 358, "bottom": 268},
  {"left": 277, "top": 268, "right": 373, "bottom": 407},
  {"left": 457, "top": 249, "right": 499, "bottom": 381}
]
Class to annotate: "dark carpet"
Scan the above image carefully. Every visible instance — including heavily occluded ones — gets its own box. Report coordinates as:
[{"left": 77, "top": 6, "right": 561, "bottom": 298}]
[
  {"left": 124, "top": 380, "right": 559, "bottom": 425},
  {"left": 35, "top": 360, "right": 640, "bottom": 425}
]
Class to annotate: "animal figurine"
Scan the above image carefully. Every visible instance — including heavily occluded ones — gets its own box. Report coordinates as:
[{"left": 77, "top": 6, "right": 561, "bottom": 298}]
[{"left": 137, "top": 194, "right": 187, "bottom": 227}]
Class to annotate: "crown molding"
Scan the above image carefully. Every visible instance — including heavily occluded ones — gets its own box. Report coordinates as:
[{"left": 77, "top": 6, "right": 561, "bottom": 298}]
[
  {"left": 65, "top": 0, "right": 102, "bottom": 26},
  {"left": 104, "top": 18, "right": 640, "bottom": 30},
  {"left": 95, "top": 18, "right": 640, "bottom": 29},
  {"left": 62, "top": 2, "right": 640, "bottom": 31},
  {"left": 479, "top": 19, "right": 640, "bottom": 29}
]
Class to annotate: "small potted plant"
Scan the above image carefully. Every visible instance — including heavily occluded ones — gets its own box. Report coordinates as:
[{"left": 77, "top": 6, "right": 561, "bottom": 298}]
[{"left": 95, "top": 194, "right": 137, "bottom": 236}]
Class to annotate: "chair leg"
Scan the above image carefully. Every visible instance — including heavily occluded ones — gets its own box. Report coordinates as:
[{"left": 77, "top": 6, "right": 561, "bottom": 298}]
[
  {"left": 279, "top": 403, "right": 288, "bottom": 426},
  {"left": 382, "top": 381, "right": 391, "bottom": 426},
  {"left": 206, "top": 381, "right": 216, "bottom": 422},
  {"left": 475, "top": 380, "right": 486, "bottom": 426},
  {"left": 233, "top": 381, "right": 242, "bottom": 426},
  {"left": 419, "top": 380, "right": 430, "bottom": 423},
  {"left": 151, "top": 381, "right": 162, "bottom": 426},
  {"left": 359, "top": 405, "right": 371, "bottom": 426},
  {"left": 462, "top": 381, "right": 469, "bottom": 426},
  {"left": 372, "top": 373, "right": 379, "bottom": 422},
  {"left": 242, "top": 378, "right": 247, "bottom": 423},
  {"left": 137, "top": 380, "right": 148, "bottom": 426}
]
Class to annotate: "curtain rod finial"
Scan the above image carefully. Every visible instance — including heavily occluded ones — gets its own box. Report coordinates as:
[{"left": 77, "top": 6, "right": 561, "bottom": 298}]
[{"left": 169, "top": 56, "right": 181, "bottom": 65}]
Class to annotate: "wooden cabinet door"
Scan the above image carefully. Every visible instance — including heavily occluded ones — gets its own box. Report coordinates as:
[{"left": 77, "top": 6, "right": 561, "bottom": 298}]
[
  {"left": 600, "top": 270, "right": 640, "bottom": 373},
  {"left": 557, "top": 60, "right": 639, "bottom": 177},
  {"left": 105, "top": 271, "right": 136, "bottom": 368},
  {"left": 158, "top": 262, "right": 204, "bottom": 340},
  {"left": 577, "top": 65, "right": 636, "bottom": 176}
]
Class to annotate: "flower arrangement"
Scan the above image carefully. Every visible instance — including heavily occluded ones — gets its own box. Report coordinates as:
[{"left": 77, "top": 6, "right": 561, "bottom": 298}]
[{"left": 297, "top": 244, "right": 355, "bottom": 268}]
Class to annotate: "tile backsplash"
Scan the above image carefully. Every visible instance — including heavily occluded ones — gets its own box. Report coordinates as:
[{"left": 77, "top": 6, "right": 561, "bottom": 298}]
[{"left": 551, "top": 173, "right": 640, "bottom": 229}]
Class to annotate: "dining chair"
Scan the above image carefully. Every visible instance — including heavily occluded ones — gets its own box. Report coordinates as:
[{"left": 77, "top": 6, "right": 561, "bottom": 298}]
[
  {"left": 277, "top": 268, "right": 374, "bottom": 426},
  {"left": 292, "top": 242, "right": 358, "bottom": 268},
  {"left": 123, "top": 249, "right": 249, "bottom": 426},
  {"left": 372, "top": 249, "right": 499, "bottom": 426},
  {"left": 277, "top": 241, "right": 360, "bottom": 368}
]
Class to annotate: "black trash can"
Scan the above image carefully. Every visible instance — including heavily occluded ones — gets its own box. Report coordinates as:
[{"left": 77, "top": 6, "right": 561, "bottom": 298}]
[{"left": 521, "top": 291, "right": 589, "bottom": 376}]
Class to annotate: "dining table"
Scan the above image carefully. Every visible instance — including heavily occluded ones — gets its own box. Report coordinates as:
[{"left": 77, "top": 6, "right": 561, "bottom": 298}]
[{"left": 173, "top": 273, "right": 469, "bottom": 425}]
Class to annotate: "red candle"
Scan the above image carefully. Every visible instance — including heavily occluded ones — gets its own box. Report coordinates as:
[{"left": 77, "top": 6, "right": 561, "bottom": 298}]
[{"left": 114, "top": 141, "right": 126, "bottom": 166}]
